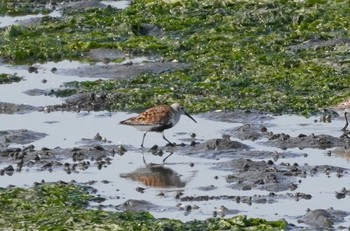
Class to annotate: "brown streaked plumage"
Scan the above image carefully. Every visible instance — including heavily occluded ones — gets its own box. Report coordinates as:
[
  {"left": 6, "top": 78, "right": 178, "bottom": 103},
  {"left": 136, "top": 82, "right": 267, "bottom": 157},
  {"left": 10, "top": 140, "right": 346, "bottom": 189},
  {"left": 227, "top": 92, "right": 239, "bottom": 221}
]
[{"left": 120, "top": 103, "right": 197, "bottom": 147}]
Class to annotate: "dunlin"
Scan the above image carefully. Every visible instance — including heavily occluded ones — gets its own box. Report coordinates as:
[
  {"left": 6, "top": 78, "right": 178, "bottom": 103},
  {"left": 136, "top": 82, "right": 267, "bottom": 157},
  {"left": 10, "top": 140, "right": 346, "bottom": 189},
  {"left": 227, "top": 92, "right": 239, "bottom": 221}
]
[{"left": 120, "top": 103, "right": 197, "bottom": 147}]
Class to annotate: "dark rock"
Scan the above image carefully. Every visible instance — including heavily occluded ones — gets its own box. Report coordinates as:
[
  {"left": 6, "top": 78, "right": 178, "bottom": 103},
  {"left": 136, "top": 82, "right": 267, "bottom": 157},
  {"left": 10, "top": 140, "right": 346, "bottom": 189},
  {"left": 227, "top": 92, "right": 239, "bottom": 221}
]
[
  {"left": 0, "top": 130, "right": 47, "bottom": 145},
  {"left": 298, "top": 208, "right": 349, "bottom": 229},
  {"left": 0, "top": 102, "right": 37, "bottom": 114}
]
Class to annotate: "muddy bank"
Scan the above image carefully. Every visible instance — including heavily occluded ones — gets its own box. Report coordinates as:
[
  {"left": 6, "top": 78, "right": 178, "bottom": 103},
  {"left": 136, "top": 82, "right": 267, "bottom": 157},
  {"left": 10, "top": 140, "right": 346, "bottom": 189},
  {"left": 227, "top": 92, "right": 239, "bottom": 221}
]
[
  {"left": 0, "top": 129, "right": 46, "bottom": 146},
  {"left": 220, "top": 158, "right": 347, "bottom": 192},
  {"left": 0, "top": 109, "right": 350, "bottom": 230},
  {"left": 206, "top": 110, "right": 349, "bottom": 150},
  {"left": 42, "top": 92, "right": 115, "bottom": 112},
  {"left": 298, "top": 208, "right": 349, "bottom": 230},
  {"left": 1, "top": 0, "right": 350, "bottom": 229},
  {"left": 1, "top": 132, "right": 347, "bottom": 197},
  {"left": 0, "top": 102, "right": 37, "bottom": 114},
  {"left": 58, "top": 58, "right": 190, "bottom": 79},
  {"left": 0, "top": 142, "right": 123, "bottom": 176}
]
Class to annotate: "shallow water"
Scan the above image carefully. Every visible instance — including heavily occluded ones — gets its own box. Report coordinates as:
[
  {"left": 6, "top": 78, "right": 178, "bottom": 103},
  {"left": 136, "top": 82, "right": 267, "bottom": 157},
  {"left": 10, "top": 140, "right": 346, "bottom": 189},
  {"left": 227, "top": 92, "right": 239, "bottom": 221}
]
[
  {"left": 0, "top": 11, "right": 62, "bottom": 28},
  {"left": 0, "top": 60, "right": 350, "bottom": 229},
  {"left": 0, "top": 1, "right": 130, "bottom": 28}
]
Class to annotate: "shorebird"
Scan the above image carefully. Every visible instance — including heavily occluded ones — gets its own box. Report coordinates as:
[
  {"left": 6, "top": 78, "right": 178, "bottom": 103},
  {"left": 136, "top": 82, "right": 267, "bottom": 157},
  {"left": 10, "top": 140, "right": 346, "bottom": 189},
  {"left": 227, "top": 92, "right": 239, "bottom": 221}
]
[{"left": 120, "top": 103, "right": 197, "bottom": 147}]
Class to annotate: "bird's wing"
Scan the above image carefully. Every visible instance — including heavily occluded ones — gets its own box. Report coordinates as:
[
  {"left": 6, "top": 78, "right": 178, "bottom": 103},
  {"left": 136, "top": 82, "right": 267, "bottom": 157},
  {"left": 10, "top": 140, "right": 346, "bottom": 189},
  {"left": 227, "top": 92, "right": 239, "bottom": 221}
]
[
  {"left": 121, "top": 105, "right": 173, "bottom": 125},
  {"left": 135, "top": 105, "right": 173, "bottom": 125}
]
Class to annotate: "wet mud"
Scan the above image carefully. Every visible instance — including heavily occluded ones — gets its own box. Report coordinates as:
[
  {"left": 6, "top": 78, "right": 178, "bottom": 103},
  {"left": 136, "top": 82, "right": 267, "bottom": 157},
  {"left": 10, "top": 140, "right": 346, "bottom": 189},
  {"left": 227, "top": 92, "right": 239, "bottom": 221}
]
[
  {"left": 298, "top": 208, "right": 349, "bottom": 230},
  {"left": 221, "top": 158, "right": 346, "bottom": 192},
  {"left": 1, "top": 104, "right": 350, "bottom": 230},
  {"left": 43, "top": 92, "right": 116, "bottom": 112},
  {"left": 0, "top": 129, "right": 47, "bottom": 145},
  {"left": 0, "top": 142, "right": 120, "bottom": 176},
  {"left": 0, "top": 102, "right": 37, "bottom": 114},
  {"left": 58, "top": 59, "right": 190, "bottom": 79},
  {"left": 1, "top": 8, "right": 350, "bottom": 227},
  {"left": 2, "top": 1, "right": 350, "bottom": 229},
  {"left": 1, "top": 111, "right": 349, "bottom": 228},
  {"left": 230, "top": 122, "right": 350, "bottom": 150}
]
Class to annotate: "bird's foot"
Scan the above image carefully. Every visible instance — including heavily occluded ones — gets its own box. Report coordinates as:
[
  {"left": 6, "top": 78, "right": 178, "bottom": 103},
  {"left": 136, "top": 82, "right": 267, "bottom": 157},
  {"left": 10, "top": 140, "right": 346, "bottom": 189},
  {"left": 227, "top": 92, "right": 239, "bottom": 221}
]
[{"left": 163, "top": 152, "right": 174, "bottom": 163}]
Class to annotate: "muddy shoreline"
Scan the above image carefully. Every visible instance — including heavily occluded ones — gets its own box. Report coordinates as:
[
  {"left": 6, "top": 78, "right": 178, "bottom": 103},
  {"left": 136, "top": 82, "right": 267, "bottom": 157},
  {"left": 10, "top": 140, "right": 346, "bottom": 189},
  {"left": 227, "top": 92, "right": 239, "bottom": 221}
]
[
  {"left": 1, "top": 0, "right": 350, "bottom": 229},
  {"left": 1, "top": 107, "right": 349, "bottom": 229},
  {"left": 0, "top": 57, "right": 349, "bottom": 229}
]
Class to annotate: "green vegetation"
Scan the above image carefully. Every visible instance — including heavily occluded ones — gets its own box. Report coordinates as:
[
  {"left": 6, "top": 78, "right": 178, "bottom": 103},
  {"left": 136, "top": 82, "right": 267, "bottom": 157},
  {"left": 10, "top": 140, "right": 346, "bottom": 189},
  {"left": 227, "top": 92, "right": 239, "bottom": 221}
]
[
  {"left": 0, "top": 0, "right": 350, "bottom": 114},
  {"left": 0, "top": 0, "right": 50, "bottom": 16},
  {"left": 0, "top": 73, "right": 22, "bottom": 84},
  {"left": 0, "top": 182, "right": 287, "bottom": 230}
]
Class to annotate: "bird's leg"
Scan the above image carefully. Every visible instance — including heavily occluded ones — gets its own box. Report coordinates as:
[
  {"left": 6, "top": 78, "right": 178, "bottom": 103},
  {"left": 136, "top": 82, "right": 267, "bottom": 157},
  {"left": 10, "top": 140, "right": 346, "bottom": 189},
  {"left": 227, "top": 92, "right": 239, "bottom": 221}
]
[
  {"left": 139, "top": 146, "right": 149, "bottom": 165},
  {"left": 141, "top": 132, "right": 147, "bottom": 148},
  {"left": 162, "top": 131, "right": 174, "bottom": 146},
  {"left": 142, "top": 152, "right": 147, "bottom": 165},
  {"left": 341, "top": 112, "right": 349, "bottom": 132},
  {"left": 163, "top": 152, "right": 174, "bottom": 163}
]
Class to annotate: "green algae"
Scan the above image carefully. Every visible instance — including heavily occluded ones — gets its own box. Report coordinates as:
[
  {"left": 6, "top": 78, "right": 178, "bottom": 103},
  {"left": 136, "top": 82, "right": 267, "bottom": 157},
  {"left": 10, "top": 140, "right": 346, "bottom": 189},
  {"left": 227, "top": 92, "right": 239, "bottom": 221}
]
[
  {"left": 0, "top": 0, "right": 50, "bottom": 16},
  {"left": 0, "top": 182, "right": 287, "bottom": 230},
  {"left": 1, "top": 0, "right": 350, "bottom": 114}
]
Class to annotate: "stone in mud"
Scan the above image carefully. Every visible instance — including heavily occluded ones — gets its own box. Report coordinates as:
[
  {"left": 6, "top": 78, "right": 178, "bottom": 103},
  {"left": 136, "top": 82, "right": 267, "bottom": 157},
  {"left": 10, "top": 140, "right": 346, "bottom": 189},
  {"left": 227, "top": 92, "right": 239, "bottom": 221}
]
[
  {"left": 0, "top": 102, "right": 37, "bottom": 114},
  {"left": 24, "top": 89, "right": 50, "bottom": 96},
  {"left": 232, "top": 124, "right": 265, "bottom": 141},
  {"left": 133, "top": 23, "right": 163, "bottom": 36},
  {"left": 183, "top": 138, "right": 251, "bottom": 159},
  {"left": 298, "top": 208, "right": 349, "bottom": 229},
  {"left": 335, "top": 187, "right": 350, "bottom": 199},
  {"left": 197, "top": 185, "right": 217, "bottom": 191},
  {"left": 0, "top": 129, "right": 47, "bottom": 145},
  {"left": 200, "top": 138, "right": 250, "bottom": 151},
  {"left": 65, "top": 93, "right": 94, "bottom": 105},
  {"left": 214, "top": 205, "right": 241, "bottom": 217},
  {"left": 223, "top": 158, "right": 298, "bottom": 192},
  {"left": 115, "top": 199, "right": 171, "bottom": 213}
]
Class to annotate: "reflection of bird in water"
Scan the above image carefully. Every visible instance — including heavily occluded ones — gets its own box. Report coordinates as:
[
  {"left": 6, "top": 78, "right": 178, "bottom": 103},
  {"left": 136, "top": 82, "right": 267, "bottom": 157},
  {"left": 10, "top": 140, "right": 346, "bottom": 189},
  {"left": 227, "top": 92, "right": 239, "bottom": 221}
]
[
  {"left": 333, "top": 147, "right": 350, "bottom": 162},
  {"left": 120, "top": 103, "right": 197, "bottom": 147},
  {"left": 120, "top": 164, "right": 186, "bottom": 188},
  {"left": 147, "top": 145, "right": 174, "bottom": 163},
  {"left": 340, "top": 112, "right": 348, "bottom": 132}
]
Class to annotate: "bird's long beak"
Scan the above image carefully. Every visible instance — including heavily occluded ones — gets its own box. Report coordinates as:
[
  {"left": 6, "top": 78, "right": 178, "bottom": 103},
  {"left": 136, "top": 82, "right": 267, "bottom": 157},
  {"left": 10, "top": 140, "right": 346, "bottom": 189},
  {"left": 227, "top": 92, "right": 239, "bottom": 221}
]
[{"left": 185, "top": 112, "right": 197, "bottom": 123}]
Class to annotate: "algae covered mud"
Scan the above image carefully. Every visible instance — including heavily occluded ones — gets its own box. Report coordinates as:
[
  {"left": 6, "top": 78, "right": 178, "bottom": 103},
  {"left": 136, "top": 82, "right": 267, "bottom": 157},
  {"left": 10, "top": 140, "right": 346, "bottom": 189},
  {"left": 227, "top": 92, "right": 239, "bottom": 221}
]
[
  {"left": 0, "top": 0, "right": 350, "bottom": 230},
  {"left": 1, "top": 0, "right": 350, "bottom": 114}
]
